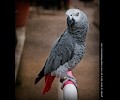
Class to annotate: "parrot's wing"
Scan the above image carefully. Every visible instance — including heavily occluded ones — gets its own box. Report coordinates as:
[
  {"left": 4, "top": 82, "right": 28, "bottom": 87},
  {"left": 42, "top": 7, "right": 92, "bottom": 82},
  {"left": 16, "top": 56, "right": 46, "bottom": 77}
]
[
  {"left": 44, "top": 33, "right": 75, "bottom": 75},
  {"left": 44, "top": 51, "right": 61, "bottom": 74}
]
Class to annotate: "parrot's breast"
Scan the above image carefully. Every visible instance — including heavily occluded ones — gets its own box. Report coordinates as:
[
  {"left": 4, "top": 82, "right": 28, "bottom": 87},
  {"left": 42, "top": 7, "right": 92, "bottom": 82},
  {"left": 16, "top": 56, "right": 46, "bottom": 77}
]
[
  {"left": 44, "top": 31, "right": 76, "bottom": 74},
  {"left": 54, "top": 33, "right": 75, "bottom": 64}
]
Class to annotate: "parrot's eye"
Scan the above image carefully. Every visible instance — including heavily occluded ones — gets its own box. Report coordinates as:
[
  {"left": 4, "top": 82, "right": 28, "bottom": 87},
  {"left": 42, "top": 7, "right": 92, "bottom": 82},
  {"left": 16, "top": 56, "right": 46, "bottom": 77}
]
[{"left": 76, "top": 13, "right": 79, "bottom": 16}]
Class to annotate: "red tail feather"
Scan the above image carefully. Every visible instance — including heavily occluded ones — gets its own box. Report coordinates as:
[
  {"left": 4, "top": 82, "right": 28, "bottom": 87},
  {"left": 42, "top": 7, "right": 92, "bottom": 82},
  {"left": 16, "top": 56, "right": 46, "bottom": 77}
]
[{"left": 43, "top": 74, "right": 55, "bottom": 94}]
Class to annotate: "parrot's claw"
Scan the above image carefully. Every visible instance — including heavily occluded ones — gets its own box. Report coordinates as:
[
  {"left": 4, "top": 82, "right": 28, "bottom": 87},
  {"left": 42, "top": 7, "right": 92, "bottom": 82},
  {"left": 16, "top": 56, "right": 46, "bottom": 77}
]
[
  {"left": 60, "top": 77, "right": 67, "bottom": 83},
  {"left": 66, "top": 74, "right": 76, "bottom": 81},
  {"left": 60, "top": 75, "right": 77, "bottom": 90},
  {"left": 63, "top": 77, "right": 67, "bottom": 80}
]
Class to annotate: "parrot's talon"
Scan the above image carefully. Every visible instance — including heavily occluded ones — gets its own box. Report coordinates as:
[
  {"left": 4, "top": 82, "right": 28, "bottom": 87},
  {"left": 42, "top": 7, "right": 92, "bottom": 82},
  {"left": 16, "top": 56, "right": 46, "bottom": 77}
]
[
  {"left": 60, "top": 77, "right": 67, "bottom": 83},
  {"left": 63, "top": 77, "right": 67, "bottom": 80}
]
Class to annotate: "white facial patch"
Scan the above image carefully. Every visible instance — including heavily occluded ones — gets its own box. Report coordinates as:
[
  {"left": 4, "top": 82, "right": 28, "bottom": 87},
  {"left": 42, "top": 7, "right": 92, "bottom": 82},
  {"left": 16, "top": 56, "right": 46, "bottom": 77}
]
[
  {"left": 66, "top": 9, "right": 82, "bottom": 27},
  {"left": 65, "top": 9, "right": 81, "bottom": 18}
]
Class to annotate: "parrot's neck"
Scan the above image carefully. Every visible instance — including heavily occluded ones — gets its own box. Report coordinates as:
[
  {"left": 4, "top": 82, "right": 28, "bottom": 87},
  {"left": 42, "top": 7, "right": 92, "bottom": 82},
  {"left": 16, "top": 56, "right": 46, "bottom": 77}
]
[{"left": 67, "top": 26, "right": 87, "bottom": 44}]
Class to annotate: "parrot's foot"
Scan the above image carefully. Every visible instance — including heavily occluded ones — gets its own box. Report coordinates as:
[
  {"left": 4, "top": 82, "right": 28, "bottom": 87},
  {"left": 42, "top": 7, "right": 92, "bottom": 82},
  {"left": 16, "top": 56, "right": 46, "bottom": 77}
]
[{"left": 60, "top": 75, "right": 77, "bottom": 90}]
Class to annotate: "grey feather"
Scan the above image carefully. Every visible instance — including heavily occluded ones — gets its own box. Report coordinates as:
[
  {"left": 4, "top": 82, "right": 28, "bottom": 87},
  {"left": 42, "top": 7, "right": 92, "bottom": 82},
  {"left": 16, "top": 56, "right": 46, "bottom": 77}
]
[
  {"left": 44, "top": 30, "right": 75, "bottom": 75},
  {"left": 36, "top": 8, "right": 89, "bottom": 82}
]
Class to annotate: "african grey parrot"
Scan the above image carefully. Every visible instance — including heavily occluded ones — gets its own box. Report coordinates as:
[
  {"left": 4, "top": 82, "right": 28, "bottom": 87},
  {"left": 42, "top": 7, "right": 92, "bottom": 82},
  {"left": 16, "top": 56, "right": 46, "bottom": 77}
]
[{"left": 34, "top": 8, "right": 89, "bottom": 94}]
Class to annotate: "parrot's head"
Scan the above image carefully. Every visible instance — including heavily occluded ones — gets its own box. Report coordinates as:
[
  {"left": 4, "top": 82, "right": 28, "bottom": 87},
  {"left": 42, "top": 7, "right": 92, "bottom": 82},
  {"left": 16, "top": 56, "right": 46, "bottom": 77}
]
[{"left": 66, "top": 8, "right": 89, "bottom": 31}]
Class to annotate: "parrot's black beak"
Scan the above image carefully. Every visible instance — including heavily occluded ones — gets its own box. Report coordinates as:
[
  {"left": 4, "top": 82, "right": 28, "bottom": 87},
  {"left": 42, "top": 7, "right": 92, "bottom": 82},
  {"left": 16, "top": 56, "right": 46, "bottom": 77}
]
[{"left": 67, "top": 16, "right": 75, "bottom": 29}]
